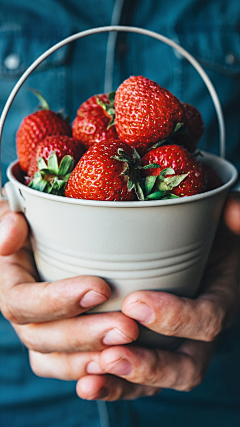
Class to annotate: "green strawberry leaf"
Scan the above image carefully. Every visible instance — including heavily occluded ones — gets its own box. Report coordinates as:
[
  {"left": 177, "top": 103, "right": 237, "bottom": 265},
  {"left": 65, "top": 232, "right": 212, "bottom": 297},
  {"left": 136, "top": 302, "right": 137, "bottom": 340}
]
[
  {"left": 167, "top": 194, "right": 179, "bottom": 199},
  {"left": 37, "top": 157, "right": 48, "bottom": 170},
  {"left": 30, "top": 178, "right": 48, "bottom": 192},
  {"left": 159, "top": 168, "right": 175, "bottom": 179},
  {"left": 148, "top": 138, "right": 170, "bottom": 151},
  {"left": 127, "top": 179, "right": 135, "bottom": 191},
  {"left": 132, "top": 148, "right": 141, "bottom": 162},
  {"left": 48, "top": 152, "right": 59, "bottom": 175},
  {"left": 135, "top": 182, "right": 145, "bottom": 201},
  {"left": 106, "top": 107, "right": 115, "bottom": 116},
  {"left": 163, "top": 173, "right": 188, "bottom": 189},
  {"left": 58, "top": 155, "right": 75, "bottom": 176},
  {"left": 145, "top": 175, "right": 158, "bottom": 195},
  {"left": 51, "top": 179, "right": 66, "bottom": 195},
  {"left": 28, "top": 88, "right": 50, "bottom": 111},
  {"left": 142, "top": 163, "right": 161, "bottom": 170},
  {"left": 29, "top": 154, "right": 75, "bottom": 196},
  {"left": 108, "top": 91, "right": 116, "bottom": 104},
  {"left": 145, "top": 191, "right": 165, "bottom": 200},
  {"left": 173, "top": 122, "right": 184, "bottom": 133}
]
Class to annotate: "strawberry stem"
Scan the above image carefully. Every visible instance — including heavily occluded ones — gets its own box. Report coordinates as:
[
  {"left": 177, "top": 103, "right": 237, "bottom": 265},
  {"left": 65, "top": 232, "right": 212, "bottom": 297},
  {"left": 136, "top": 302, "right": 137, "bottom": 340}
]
[
  {"left": 148, "top": 122, "right": 185, "bottom": 151},
  {"left": 28, "top": 88, "right": 50, "bottom": 110},
  {"left": 28, "top": 152, "right": 74, "bottom": 196},
  {"left": 96, "top": 92, "right": 116, "bottom": 130}
]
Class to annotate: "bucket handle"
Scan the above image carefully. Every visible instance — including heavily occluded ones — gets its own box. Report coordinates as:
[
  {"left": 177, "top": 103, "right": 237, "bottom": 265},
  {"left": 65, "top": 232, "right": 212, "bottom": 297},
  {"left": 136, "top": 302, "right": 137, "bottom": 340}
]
[{"left": 0, "top": 25, "right": 226, "bottom": 200}]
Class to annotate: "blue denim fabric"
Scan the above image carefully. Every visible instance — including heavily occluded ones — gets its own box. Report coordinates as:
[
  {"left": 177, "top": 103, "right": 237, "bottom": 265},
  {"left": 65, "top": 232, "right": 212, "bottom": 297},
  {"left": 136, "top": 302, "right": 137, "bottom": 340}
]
[{"left": 0, "top": 0, "right": 240, "bottom": 426}]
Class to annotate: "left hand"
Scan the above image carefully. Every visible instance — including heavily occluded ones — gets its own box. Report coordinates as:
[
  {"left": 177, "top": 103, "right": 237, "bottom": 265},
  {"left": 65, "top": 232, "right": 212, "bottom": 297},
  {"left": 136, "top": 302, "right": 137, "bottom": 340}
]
[{"left": 76, "top": 219, "right": 240, "bottom": 401}]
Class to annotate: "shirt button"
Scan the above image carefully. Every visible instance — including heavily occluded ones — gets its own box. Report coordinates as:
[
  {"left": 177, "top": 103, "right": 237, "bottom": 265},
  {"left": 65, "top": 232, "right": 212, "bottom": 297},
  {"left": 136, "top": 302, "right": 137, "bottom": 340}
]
[
  {"left": 225, "top": 52, "right": 239, "bottom": 65},
  {"left": 4, "top": 53, "right": 21, "bottom": 70}
]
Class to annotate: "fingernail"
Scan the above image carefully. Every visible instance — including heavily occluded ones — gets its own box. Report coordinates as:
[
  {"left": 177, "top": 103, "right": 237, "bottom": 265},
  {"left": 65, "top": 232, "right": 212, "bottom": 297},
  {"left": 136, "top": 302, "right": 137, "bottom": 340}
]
[
  {"left": 103, "top": 328, "right": 131, "bottom": 346},
  {"left": 124, "top": 302, "right": 155, "bottom": 324},
  {"left": 87, "top": 361, "right": 103, "bottom": 374},
  {"left": 80, "top": 291, "right": 108, "bottom": 308},
  {"left": 108, "top": 359, "right": 133, "bottom": 376}
]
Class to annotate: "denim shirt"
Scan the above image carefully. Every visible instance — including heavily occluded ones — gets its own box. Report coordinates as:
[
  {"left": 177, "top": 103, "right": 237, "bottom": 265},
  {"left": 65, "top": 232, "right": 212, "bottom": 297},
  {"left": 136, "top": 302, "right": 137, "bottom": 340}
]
[{"left": 0, "top": 0, "right": 240, "bottom": 426}]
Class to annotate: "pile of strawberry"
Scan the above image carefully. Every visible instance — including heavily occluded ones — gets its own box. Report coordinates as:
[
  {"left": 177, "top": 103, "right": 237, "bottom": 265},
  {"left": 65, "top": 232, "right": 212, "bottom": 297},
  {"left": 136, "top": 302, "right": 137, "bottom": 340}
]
[{"left": 16, "top": 77, "right": 222, "bottom": 201}]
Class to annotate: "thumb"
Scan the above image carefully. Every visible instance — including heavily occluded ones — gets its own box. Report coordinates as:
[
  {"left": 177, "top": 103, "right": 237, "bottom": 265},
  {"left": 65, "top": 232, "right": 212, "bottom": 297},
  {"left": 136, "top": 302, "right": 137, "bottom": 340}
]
[
  {"left": 224, "top": 196, "right": 240, "bottom": 235},
  {"left": 0, "top": 212, "right": 29, "bottom": 256}
]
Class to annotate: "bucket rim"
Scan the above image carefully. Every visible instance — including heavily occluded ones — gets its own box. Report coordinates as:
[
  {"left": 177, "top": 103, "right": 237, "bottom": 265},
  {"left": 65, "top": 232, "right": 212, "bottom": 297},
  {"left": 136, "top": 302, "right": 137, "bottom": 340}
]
[{"left": 7, "top": 151, "right": 238, "bottom": 208}]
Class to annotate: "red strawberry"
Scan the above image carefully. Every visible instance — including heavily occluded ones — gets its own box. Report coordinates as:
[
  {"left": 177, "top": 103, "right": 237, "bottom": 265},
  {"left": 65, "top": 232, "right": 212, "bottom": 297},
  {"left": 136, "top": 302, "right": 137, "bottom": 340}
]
[
  {"left": 170, "top": 102, "right": 205, "bottom": 153},
  {"left": 65, "top": 140, "right": 142, "bottom": 201},
  {"left": 17, "top": 90, "right": 72, "bottom": 173},
  {"left": 114, "top": 76, "right": 184, "bottom": 155},
  {"left": 27, "top": 135, "right": 85, "bottom": 181},
  {"left": 141, "top": 144, "right": 206, "bottom": 198},
  {"left": 72, "top": 93, "right": 118, "bottom": 150},
  {"left": 202, "top": 163, "right": 223, "bottom": 191},
  {"left": 76, "top": 93, "right": 112, "bottom": 115},
  {"left": 27, "top": 135, "right": 85, "bottom": 195}
]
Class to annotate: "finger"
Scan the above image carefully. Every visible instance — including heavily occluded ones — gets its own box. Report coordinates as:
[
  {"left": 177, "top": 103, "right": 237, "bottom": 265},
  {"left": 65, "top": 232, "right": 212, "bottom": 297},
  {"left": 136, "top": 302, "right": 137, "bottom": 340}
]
[
  {"left": 29, "top": 349, "right": 161, "bottom": 399},
  {"left": 93, "top": 340, "right": 215, "bottom": 392},
  {"left": 77, "top": 374, "right": 161, "bottom": 401},
  {"left": 122, "top": 290, "right": 225, "bottom": 341},
  {"left": 0, "top": 274, "right": 111, "bottom": 324},
  {"left": 224, "top": 196, "right": 240, "bottom": 235},
  {"left": 122, "top": 224, "right": 240, "bottom": 342},
  {"left": 0, "top": 211, "right": 29, "bottom": 256},
  {"left": 14, "top": 311, "right": 139, "bottom": 353},
  {"left": 29, "top": 350, "right": 99, "bottom": 380}
]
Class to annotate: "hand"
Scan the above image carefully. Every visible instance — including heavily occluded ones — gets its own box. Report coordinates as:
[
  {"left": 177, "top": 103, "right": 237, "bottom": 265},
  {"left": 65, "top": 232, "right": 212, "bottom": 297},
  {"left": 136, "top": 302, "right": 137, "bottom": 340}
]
[
  {"left": 224, "top": 194, "right": 240, "bottom": 235},
  {"left": 1, "top": 199, "right": 239, "bottom": 402},
  {"left": 1, "top": 201, "right": 154, "bottom": 399},
  {"left": 76, "top": 217, "right": 240, "bottom": 401}
]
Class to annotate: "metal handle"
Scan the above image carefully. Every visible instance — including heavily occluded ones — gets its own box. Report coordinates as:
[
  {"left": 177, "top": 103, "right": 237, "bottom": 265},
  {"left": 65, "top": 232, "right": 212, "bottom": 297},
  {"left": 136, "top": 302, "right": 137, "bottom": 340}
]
[{"left": 0, "top": 25, "right": 226, "bottom": 200}]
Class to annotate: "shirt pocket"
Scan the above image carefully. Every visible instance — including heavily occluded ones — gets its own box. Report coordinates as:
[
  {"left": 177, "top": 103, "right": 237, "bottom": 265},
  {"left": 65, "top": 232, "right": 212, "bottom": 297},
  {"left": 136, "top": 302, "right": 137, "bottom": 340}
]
[
  {"left": 0, "top": 21, "right": 72, "bottom": 78},
  {"left": 175, "top": 24, "right": 240, "bottom": 77},
  {"left": 0, "top": 20, "right": 73, "bottom": 185}
]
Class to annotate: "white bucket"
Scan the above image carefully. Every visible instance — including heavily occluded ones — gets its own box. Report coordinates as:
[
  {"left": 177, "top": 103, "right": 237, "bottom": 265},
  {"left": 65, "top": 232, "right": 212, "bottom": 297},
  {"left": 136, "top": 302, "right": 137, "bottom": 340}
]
[{"left": 0, "top": 27, "right": 238, "bottom": 349}]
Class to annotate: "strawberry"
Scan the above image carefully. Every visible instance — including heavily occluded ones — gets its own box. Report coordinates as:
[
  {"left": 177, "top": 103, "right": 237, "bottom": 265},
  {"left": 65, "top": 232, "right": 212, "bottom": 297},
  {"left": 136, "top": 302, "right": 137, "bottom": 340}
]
[
  {"left": 141, "top": 144, "right": 206, "bottom": 198},
  {"left": 17, "top": 90, "right": 72, "bottom": 173},
  {"left": 27, "top": 135, "right": 85, "bottom": 195},
  {"left": 65, "top": 140, "right": 145, "bottom": 201},
  {"left": 114, "top": 76, "right": 184, "bottom": 155},
  {"left": 76, "top": 93, "right": 113, "bottom": 115},
  {"left": 72, "top": 93, "right": 119, "bottom": 150},
  {"left": 202, "top": 163, "right": 223, "bottom": 191},
  {"left": 170, "top": 102, "right": 205, "bottom": 153}
]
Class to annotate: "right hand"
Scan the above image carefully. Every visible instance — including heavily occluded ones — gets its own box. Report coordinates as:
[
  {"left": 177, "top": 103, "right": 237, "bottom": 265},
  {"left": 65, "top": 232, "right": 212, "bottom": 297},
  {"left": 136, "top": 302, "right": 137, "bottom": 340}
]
[
  {"left": 1, "top": 200, "right": 160, "bottom": 401},
  {"left": 224, "top": 195, "right": 240, "bottom": 235}
]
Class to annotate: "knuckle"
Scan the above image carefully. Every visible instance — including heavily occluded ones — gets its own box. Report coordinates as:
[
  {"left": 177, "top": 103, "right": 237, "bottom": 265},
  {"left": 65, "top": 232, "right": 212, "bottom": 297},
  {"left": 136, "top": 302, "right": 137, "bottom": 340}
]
[
  {"left": 162, "top": 313, "right": 183, "bottom": 336},
  {"left": 140, "top": 351, "right": 165, "bottom": 385},
  {"left": 176, "top": 359, "right": 204, "bottom": 392},
  {"left": 181, "top": 374, "right": 203, "bottom": 392},
  {"left": 1, "top": 301, "right": 20, "bottom": 324},
  {"left": 157, "top": 295, "right": 186, "bottom": 336},
  {"left": 199, "top": 299, "right": 224, "bottom": 341},
  {"left": 0, "top": 287, "right": 29, "bottom": 325},
  {"left": 63, "top": 355, "right": 83, "bottom": 380},
  {"left": 17, "top": 324, "right": 46, "bottom": 352}
]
